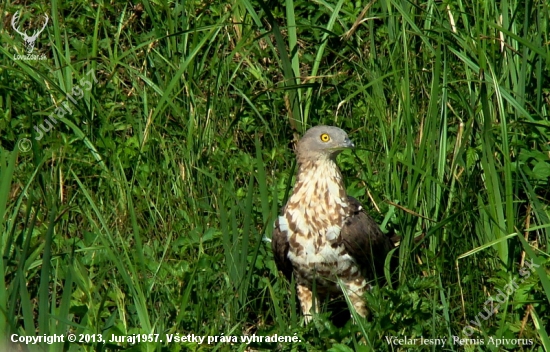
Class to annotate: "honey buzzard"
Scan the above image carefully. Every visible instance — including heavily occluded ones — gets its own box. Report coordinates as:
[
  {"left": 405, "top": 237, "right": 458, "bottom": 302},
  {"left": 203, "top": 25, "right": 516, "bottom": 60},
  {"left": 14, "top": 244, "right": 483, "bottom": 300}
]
[{"left": 272, "top": 126, "right": 394, "bottom": 323}]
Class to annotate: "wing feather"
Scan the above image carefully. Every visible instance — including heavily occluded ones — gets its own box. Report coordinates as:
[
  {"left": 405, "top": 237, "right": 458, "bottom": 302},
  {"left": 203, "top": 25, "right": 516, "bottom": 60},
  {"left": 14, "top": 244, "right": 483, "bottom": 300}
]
[
  {"left": 341, "top": 196, "right": 395, "bottom": 280},
  {"left": 272, "top": 215, "right": 293, "bottom": 280}
]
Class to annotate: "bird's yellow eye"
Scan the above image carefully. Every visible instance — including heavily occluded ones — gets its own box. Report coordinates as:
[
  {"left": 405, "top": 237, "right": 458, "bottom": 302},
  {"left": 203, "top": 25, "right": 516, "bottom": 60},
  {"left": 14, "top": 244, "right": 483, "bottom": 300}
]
[{"left": 320, "top": 133, "right": 330, "bottom": 142}]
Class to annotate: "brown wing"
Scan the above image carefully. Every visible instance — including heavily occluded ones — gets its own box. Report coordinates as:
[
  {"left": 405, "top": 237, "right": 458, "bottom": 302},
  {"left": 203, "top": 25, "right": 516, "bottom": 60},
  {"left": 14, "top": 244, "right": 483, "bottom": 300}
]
[
  {"left": 341, "top": 196, "right": 395, "bottom": 281},
  {"left": 272, "top": 214, "right": 293, "bottom": 280}
]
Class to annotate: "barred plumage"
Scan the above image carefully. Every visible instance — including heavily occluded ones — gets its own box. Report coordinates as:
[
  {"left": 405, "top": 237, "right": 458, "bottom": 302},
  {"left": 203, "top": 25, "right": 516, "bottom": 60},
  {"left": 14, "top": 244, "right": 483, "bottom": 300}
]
[{"left": 272, "top": 126, "right": 394, "bottom": 323}]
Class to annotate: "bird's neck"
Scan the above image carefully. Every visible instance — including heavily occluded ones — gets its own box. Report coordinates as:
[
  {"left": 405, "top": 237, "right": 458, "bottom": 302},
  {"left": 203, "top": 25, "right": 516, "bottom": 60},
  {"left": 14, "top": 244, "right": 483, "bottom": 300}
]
[
  {"left": 291, "top": 159, "right": 347, "bottom": 205},
  {"left": 297, "top": 157, "right": 340, "bottom": 178}
]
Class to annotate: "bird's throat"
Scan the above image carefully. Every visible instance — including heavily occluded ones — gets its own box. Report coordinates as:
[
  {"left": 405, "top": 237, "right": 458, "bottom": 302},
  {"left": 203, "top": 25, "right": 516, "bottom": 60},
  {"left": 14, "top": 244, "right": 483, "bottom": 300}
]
[{"left": 291, "top": 160, "right": 347, "bottom": 210}]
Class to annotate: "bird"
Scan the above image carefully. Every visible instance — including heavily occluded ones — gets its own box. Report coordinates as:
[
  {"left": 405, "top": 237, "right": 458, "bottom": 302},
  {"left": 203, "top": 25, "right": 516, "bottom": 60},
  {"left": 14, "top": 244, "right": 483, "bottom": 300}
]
[{"left": 271, "top": 125, "right": 394, "bottom": 323}]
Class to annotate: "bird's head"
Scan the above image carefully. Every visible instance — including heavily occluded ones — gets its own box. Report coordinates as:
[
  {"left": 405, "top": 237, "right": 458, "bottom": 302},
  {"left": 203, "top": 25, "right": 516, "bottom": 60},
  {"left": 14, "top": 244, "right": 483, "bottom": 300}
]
[{"left": 296, "top": 125, "right": 355, "bottom": 162}]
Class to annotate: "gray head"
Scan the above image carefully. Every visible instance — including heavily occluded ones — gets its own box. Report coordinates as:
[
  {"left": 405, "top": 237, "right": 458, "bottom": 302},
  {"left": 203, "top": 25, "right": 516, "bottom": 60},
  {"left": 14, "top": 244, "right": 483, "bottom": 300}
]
[{"left": 296, "top": 126, "right": 354, "bottom": 162}]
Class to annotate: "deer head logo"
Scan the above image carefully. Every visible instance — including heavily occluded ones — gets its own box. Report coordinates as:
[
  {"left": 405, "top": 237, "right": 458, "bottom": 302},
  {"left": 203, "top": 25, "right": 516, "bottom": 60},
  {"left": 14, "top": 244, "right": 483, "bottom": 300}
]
[{"left": 11, "top": 11, "right": 49, "bottom": 54}]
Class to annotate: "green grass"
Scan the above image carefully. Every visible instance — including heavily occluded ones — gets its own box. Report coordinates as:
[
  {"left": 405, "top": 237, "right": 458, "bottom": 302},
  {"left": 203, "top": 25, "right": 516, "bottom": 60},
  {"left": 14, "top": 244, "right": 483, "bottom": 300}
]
[{"left": 1, "top": 0, "right": 549, "bottom": 351}]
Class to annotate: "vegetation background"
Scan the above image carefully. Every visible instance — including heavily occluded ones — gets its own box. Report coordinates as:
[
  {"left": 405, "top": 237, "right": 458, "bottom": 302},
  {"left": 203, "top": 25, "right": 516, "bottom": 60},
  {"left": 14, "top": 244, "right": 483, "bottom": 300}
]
[{"left": 1, "top": 0, "right": 549, "bottom": 350}]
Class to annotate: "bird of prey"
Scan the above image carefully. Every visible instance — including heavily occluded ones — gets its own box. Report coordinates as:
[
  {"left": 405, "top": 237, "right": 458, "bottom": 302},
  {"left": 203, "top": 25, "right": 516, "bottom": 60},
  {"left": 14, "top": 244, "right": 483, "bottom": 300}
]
[{"left": 272, "top": 126, "right": 394, "bottom": 323}]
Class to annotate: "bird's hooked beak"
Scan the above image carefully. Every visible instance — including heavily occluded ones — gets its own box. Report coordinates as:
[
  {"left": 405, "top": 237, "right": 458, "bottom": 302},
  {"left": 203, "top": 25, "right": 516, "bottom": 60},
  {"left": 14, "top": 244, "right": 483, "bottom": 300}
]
[
  {"left": 324, "top": 135, "right": 355, "bottom": 157},
  {"left": 342, "top": 137, "right": 355, "bottom": 149}
]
